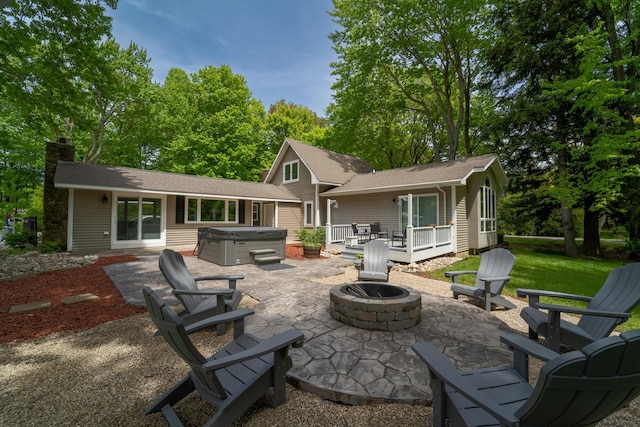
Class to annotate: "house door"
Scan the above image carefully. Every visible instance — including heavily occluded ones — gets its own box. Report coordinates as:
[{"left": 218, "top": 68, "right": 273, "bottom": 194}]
[
  {"left": 113, "top": 194, "right": 165, "bottom": 249},
  {"left": 401, "top": 194, "right": 438, "bottom": 229},
  {"left": 252, "top": 203, "right": 261, "bottom": 226},
  {"left": 263, "top": 203, "right": 274, "bottom": 227}
]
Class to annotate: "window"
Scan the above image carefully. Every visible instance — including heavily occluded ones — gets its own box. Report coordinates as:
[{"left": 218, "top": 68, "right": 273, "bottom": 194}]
[
  {"left": 185, "top": 198, "right": 238, "bottom": 223},
  {"left": 401, "top": 194, "right": 438, "bottom": 229},
  {"left": 283, "top": 160, "right": 299, "bottom": 183},
  {"left": 304, "top": 201, "right": 313, "bottom": 227},
  {"left": 116, "top": 196, "right": 162, "bottom": 241},
  {"left": 480, "top": 178, "right": 497, "bottom": 233}
]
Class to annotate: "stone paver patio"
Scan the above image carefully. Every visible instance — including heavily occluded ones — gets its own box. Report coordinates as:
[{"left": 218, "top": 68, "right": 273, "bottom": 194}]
[{"left": 105, "top": 255, "right": 514, "bottom": 405}]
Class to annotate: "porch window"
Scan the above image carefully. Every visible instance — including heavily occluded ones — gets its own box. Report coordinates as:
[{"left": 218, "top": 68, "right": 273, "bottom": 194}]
[
  {"left": 304, "top": 201, "right": 313, "bottom": 227},
  {"left": 401, "top": 194, "right": 438, "bottom": 229},
  {"left": 480, "top": 178, "right": 497, "bottom": 232},
  {"left": 283, "top": 160, "right": 299, "bottom": 183},
  {"left": 185, "top": 198, "right": 238, "bottom": 223}
]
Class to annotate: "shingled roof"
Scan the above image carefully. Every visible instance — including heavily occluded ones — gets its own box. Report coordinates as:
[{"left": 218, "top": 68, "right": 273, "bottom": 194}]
[
  {"left": 265, "top": 138, "right": 373, "bottom": 185},
  {"left": 54, "top": 161, "right": 299, "bottom": 202},
  {"left": 322, "top": 154, "right": 506, "bottom": 196}
]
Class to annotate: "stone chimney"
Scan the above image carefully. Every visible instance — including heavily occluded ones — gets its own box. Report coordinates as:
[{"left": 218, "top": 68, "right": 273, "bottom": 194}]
[{"left": 43, "top": 138, "right": 75, "bottom": 249}]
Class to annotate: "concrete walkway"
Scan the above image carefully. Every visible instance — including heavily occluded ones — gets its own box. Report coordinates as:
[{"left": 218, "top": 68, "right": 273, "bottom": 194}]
[{"left": 104, "top": 254, "right": 514, "bottom": 405}]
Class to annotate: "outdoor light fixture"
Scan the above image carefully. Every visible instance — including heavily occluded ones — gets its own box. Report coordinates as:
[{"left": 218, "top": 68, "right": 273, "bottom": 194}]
[
  {"left": 102, "top": 194, "right": 108, "bottom": 204},
  {"left": 331, "top": 200, "right": 339, "bottom": 208}
]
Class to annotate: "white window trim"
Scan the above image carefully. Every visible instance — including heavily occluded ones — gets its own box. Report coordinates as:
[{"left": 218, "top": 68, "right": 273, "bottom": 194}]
[
  {"left": 480, "top": 179, "right": 497, "bottom": 233},
  {"left": 283, "top": 160, "right": 300, "bottom": 183},
  {"left": 185, "top": 197, "right": 239, "bottom": 224},
  {"left": 303, "top": 201, "right": 313, "bottom": 227},
  {"left": 111, "top": 192, "right": 166, "bottom": 249}
]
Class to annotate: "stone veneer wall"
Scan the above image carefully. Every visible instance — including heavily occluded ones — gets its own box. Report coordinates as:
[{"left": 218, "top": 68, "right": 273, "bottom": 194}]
[{"left": 43, "top": 139, "right": 75, "bottom": 248}]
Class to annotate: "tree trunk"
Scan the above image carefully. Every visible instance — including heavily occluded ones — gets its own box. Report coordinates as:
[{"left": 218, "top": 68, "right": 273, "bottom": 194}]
[
  {"left": 557, "top": 113, "right": 578, "bottom": 257},
  {"left": 582, "top": 194, "right": 601, "bottom": 257},
  {"left": 561, "top": 200, "right": 579, "bottom": 257}
]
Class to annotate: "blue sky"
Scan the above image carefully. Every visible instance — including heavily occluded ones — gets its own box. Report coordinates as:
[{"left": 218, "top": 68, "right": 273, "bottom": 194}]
[{"left": 107, "top": 0, "right": 338, "bottom": 116}]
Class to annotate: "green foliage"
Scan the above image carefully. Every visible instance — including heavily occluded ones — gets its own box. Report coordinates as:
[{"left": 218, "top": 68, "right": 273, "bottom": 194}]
[
  {"left": 265, "top": 100, "right": 327, "bottom": 154},
  {"left": 625, "top": 238, "right": 640, "bottom": 261},
  {"left": 328, "top": 0, "right": 492, "bottom": 164},
  {"left": 40, "top": 240, "right": 64, "bottom": 254},
  {"left": 3, "top": 231, "right": 37, "bottom": 249},
  {"left": 1, "top": 0, "right": 118, "bottom": 140},
  {"left": 156, "top": 65, "right": 269, "bottom": 181},
  {"left": 294, "top": 227, "right": 326, "bottom": 247}
]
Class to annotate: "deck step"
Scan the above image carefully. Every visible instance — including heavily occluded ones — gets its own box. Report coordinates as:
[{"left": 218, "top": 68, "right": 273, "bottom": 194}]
[
  {"left": 254, "top": 255, "right": 283, "bottom": 265},
  {"left": 340, "top": 247, "right": 363, "bottom": 260},
  {"left": 250, "top": 249, "right": 276, "bottom": 256}
]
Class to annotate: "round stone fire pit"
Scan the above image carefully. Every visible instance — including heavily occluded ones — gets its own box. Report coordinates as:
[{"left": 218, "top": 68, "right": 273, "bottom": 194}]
[{"left": 329, "top": 282, "right": 422, "bottom": 331}]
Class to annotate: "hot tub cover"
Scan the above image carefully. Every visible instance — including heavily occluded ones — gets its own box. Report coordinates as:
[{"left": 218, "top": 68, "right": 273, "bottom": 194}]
[{"left": 198, "top": 226, "right": 287, "bottom": 241}]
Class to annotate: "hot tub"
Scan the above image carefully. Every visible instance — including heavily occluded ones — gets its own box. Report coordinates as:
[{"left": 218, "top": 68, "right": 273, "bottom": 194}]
[{"left": 197, "top": 226, "right": 287, "bottom": 266}]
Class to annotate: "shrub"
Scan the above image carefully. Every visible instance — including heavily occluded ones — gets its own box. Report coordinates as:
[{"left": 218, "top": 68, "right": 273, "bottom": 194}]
[
  {"left": 4, "top": 231, "right": 37, "bottom": 249},
  {"left": 40, "top": 240, "right": 64, "bottom": 254}
]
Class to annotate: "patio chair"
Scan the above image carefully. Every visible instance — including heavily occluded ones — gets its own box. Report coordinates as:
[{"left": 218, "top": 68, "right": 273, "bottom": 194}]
[
  {"left": 351, "top": 223, "right": 370, "bottom": 244},
  {"left": 141, "top": 287, "right": 304, "bottom": 427},
  {"left": 391, "top": 229, "right": 405, "bottom": 247},
  {"left": 354, "top": 239, "right": 394, "bottom": 281},
  {"left": 517, "top": 262, "right": 640, "bottom": 352},
  {"left": 370, "top": 222, "right": 387, "bottom": 239},
  {"left": 446, "top": 247, "right": 516, "bottom": 311},
  {"left": 413, "top": 330, "right": 640, "bottom": 427},
  {"left": 158, "top": 248, "right": 243, "bottom": 335}
]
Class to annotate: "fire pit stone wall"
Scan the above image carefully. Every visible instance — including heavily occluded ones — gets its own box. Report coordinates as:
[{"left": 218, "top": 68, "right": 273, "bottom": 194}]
[{"left": 329, "top": 283, "right": 422, "bottom": 331}]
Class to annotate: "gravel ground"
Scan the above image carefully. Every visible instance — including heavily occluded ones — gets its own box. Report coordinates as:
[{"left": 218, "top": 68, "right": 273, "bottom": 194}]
[{"left": 1, "top": 258, "right": 639, "bottom": 426}]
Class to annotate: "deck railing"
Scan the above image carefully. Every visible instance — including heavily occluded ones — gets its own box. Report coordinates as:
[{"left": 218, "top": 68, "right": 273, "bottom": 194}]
[{"left": 329, "top": 224, "right": 452, "bottom": 249}]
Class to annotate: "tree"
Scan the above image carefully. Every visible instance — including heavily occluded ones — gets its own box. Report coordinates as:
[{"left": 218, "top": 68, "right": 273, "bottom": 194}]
[
  {"left": 329, "top": 0, "right": 490, "bottom": 163},
  {"left": 0, "top": 0, "right": 118, "bottom": 141},
  {"left": 488, "top": 0, "right": 640, "bottom": 257},
  {"left": 487, "top": 0, "right": 595, "bottom": 257},
  {"left": 156, "top": 65, "right": 269, "bottom": 181},
  {"left": 265, "top": 100, "right": 327, "bottom": 154},
  {"left": 71, "top": 39, "right": 156, "bottom": 166}
]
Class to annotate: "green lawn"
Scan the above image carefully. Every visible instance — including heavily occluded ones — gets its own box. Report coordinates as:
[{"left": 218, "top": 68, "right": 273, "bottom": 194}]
[{"left": 424, "top": 237, "right": 639, "bottom": 331}]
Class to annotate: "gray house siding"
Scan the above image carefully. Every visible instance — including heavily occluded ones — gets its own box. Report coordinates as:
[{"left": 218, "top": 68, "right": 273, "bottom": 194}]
[
  {"left": 71, "top": 189, "right": 112, "bottom": 253},
  {"left": 276, "top": 202, "right": 303, "bottom": 241},
  {"left": 324, "top": 192, "right": 400, "bottom": 235},
  {"left": 455, "top": 187, "right": 469, "bottom": 256}
]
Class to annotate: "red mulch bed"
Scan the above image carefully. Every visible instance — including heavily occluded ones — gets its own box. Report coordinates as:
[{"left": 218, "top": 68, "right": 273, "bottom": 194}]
[
  {"left": 0, "top": 245, "right": 316, "bottom": 344},
  {"left": 0, "top": 256, "right": 145, "bottom": 344}
]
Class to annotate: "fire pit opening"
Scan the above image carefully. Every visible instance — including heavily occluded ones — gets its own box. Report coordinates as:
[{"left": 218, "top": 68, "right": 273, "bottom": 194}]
[
  {"left": 330, "top": 282, "right": 421, "bottom": 331},
  {"left": 342, "top": 282, "right": 409, "bottom": 299}
]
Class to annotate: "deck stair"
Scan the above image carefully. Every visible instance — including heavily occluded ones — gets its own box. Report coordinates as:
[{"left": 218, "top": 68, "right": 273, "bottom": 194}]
[
  {"left": 250, "top": 249, "right": 283, "bottom": 265},
  {"left": 340, "top": 247, "right": 363, "bottom": 260}
]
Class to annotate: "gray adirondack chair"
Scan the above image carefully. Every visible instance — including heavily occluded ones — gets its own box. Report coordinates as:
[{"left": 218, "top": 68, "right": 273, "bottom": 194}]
[
  {"left": 141, "top": 287, "right": 304, "bottom": 427},
  {"left": 446, "top": 247, "right": 516, "bottom": 311},
  {"left": 517, "top": 262, "right": 640, "bottom": 352},
  {"left": 413, "top": 330, "right": 640, "bottom": 427},
  {"left": 354, "top": 239, "right": 394, "bottom": 281},
  {"left": 159, "top": 248, "right": 243, "bottom": 335}
]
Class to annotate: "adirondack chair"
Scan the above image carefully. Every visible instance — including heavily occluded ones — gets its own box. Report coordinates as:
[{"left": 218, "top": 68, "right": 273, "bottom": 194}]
[
  {"left": 446, "top": 248, "right": 516, "bottom": 311},
  {"left": 141, "top": 287, "right": 304, "bottom": 427},
  {"left": 354, "top": 239, "right": 394, "bottom": 281},
  {"left": 517, "top": 262, "right": 640, "bottom": 352},
  {"left": 159, "top": 248, "right": 243, "bottom": 335},
  {"left": 413, "top": 330, "right": 640, "bottom": 427}
]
